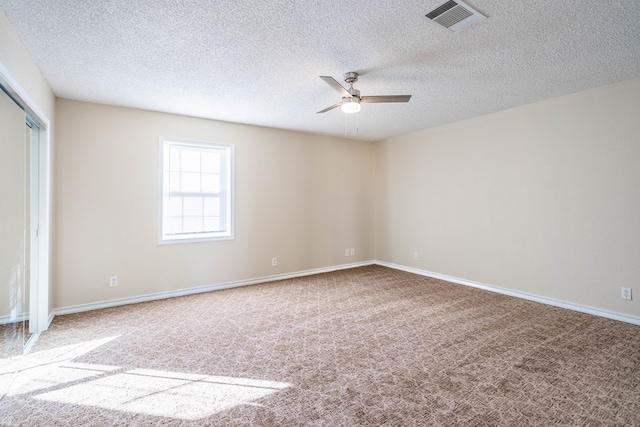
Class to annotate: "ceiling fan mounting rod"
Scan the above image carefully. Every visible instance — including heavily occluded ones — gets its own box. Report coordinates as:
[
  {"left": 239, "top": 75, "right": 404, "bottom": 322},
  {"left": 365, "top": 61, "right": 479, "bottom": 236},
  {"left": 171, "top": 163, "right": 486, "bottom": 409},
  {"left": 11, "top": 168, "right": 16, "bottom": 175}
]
[{"left": 344, "top": 72, "right": 360, "bottom": 97}]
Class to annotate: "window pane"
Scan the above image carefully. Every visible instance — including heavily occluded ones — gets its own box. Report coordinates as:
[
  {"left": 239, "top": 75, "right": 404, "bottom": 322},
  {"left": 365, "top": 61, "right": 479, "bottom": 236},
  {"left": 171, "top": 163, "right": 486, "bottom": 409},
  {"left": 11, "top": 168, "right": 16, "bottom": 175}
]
[
  {"left": 203, "top": 197, "right": 220, "bottom": 216},
  {"left": 204, "top": 216, "right": 220, "bottom": 231},
  {"left": 168, "top": 147, "right": 181, "bottom": 171},
  {"left": 164, "top": 197, "right": 183, "bottom": 216},
  {"left": 183, "top": 197, "right": 203, "bottom": 216},
  {"left": 181, "top": 149, "right": 201, "bottom": 172},
  {"left": 181, "top": 172, "right": 201, "bottom": 193},
  {"left": 202, "top": 173, "right": 220, "bottom": 193},
  {"left": 202, "top": 151, "right": 220, "bottom": 173},
  {"left": 163, "top": 217, "right": 183, "bottom": 235},
  {"left": 183, "top": 216, "right": 203, "bottom": 233},
  {"left": 163, "top": 147, "right": 170, "bottom": 171},
  {"left": 163, "top": 171, "right": 170, "bottom": 191},
  {"left": 169, "top": 171, "right": 181, "bottom": 192}
]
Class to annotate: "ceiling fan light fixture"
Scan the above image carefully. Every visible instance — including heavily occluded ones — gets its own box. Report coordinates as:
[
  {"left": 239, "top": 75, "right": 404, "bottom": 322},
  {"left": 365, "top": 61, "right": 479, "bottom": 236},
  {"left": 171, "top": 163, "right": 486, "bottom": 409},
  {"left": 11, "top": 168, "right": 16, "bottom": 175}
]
[{"left": 341, "top": 97, "right": 361, "bottom": 113}]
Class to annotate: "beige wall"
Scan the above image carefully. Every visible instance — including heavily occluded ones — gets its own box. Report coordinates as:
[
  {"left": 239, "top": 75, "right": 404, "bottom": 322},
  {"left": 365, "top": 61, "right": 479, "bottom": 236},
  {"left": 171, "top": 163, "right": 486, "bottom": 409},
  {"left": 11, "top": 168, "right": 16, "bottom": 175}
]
[
  {"left": 54, "top": 99, "right": 375, "bottom": 308},
  {"left": 376, "top": 77, "right": 640, "bottom": 317},
  {"left": 0, "top": 9, "right": 54, "bottom": 122}
]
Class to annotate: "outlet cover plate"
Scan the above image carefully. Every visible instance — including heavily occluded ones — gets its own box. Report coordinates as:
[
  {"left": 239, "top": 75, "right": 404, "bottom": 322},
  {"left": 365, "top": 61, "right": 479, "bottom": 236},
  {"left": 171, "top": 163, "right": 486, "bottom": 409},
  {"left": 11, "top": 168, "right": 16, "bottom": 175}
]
[{"left": 621, "top": 287, "right": 632, "bottom": 300}]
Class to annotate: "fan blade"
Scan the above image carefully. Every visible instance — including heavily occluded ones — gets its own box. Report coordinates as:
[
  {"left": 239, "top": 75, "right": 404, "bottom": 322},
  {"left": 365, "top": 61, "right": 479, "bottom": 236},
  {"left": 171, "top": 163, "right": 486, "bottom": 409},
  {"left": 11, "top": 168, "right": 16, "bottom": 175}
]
[
  {"left": 316, "top": 101, "right": 343, "bottom": 114},
  {"left": 320, "top": 76, "right": 352, "bottom": 98},
  {"left": 361, "top": 95, "right": 411, "bottom": 103}
]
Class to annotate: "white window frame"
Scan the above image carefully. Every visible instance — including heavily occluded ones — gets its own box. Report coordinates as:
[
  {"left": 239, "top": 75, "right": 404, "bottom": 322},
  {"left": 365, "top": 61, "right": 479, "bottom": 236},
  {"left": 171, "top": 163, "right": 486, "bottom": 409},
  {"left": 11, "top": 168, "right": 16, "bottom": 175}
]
[{"left": 158, "top": 137, "right": 234, "bottom": 244}]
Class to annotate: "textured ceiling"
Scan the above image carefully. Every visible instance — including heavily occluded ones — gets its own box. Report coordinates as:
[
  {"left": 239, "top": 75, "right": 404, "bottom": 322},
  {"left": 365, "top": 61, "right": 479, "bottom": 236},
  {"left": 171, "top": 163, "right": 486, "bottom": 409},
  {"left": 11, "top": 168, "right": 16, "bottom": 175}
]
[{"left": 1, "top": 0, "right": 639, "bottom": 141}]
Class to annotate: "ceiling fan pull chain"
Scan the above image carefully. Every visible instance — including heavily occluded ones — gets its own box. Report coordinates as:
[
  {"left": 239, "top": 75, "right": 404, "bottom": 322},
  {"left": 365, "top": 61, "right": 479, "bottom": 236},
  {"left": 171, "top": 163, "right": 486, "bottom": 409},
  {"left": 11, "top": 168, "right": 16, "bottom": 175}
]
[{"left": 345, "top": 111, "right": 348, "bottom": 136}]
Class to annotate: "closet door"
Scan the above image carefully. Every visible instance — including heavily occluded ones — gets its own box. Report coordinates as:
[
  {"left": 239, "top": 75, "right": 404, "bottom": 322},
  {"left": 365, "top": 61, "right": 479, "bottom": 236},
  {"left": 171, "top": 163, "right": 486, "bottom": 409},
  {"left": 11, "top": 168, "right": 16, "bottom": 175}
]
[{"left": 0, "top": 88, "right": 27, "bottom": 357}]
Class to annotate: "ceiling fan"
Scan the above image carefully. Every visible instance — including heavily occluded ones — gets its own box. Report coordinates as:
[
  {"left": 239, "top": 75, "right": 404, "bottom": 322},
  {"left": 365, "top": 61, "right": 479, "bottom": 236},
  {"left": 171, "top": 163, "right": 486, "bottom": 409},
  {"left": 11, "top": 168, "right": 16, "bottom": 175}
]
[{"left": 317, "top": 72, "right": 411, "bottom": 114}]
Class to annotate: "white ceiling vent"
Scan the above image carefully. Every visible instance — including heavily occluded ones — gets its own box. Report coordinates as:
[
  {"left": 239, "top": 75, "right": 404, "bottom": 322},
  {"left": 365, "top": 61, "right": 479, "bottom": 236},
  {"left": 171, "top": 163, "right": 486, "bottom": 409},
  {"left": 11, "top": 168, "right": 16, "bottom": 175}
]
[{"left": 425, "top": 1, "right": 486, "bottom": 33}]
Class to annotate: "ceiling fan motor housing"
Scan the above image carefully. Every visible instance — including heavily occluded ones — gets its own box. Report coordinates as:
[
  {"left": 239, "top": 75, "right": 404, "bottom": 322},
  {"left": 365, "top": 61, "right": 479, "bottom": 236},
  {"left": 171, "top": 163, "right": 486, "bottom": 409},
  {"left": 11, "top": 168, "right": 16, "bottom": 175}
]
[{"left": 344, "top": 71, "right": 359, "bottom": 84}]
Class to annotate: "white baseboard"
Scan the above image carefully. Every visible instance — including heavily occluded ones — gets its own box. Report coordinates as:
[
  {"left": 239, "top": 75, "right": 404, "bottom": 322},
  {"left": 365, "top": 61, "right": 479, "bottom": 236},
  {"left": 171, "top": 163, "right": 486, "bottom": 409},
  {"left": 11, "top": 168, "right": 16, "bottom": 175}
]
[
  {"left": 47, "top": 310, "right": 55, "bottom": 328},
  {"left": 0, "top": 313, "right": 28, "bottom": 326},
  {"left": 53, "top": 261, "right": 375, "bottom": 317},
  {"left": 50, "top": 260, "right": 640, "bottom": 327},
  {"left": 0, "top": 311, "right": 55, "bottom": 330},
  {"left": 376, "top": 261, "right": 640, "bottom": 326}
]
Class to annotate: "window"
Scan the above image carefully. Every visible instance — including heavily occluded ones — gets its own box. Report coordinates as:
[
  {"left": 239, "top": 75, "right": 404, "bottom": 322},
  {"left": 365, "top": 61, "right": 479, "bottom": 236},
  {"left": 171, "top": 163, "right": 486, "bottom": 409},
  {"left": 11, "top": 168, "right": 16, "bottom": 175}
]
[{"left": 159, "top": 137, "right": 233, "bottom": 243}]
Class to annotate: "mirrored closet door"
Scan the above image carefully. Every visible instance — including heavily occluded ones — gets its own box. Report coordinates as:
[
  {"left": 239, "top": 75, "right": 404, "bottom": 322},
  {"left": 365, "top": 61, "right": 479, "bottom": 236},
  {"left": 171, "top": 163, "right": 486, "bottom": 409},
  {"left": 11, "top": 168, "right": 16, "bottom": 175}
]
[{"left": 0, "top": 85, "right": 38, "bottom": 357}]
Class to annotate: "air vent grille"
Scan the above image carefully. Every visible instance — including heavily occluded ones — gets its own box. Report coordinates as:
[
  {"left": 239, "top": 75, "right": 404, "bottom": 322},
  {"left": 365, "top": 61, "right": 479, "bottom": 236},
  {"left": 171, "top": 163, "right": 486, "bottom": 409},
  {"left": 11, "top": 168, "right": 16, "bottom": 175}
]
[
  {"left": 434, "top": 5, "right": 473, "bottom": 28},
  {"left": 426, "top": 0, "right": 457, "bottom": 19},
  {"left": 425, "top": 0, "right": 486, "bottom": 33}
]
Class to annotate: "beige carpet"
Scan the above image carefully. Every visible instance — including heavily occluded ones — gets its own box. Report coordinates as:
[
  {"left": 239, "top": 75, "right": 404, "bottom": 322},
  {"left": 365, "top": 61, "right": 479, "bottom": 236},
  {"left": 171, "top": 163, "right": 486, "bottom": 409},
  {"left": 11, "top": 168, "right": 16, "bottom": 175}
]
[
  {"left": 1, "top": 321, "right": 27, "bottom": 358},
  {"left": 1, "top": 265, "right": 639, "bottom": 426}
]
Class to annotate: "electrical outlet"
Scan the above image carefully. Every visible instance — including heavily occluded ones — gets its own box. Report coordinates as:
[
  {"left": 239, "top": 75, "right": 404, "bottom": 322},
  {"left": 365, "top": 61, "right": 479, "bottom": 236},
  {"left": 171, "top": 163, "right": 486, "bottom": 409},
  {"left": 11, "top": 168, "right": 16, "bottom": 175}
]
[
  {"left": 413, "top": 252, "right": 419, "bottom": 261},
  {"left": 350, "top": 248, "right": 355, "bottom": 256},
  {"left": 621, "top": 287, "right": 632, "bottom": 300},
  {"left": 109, "top": 276, "right": 118, "bottom": 287},
  {"left": 345, "top": 249, "right": 350, "bottom": 256},
  {"left": 271, "top": 257, "right": 278, "bottom": 267}
]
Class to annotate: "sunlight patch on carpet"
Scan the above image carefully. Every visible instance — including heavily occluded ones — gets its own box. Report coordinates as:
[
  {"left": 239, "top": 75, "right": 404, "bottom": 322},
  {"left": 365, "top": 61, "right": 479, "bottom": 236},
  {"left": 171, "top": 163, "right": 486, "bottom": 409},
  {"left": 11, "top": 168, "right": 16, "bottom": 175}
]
[
  {"left": 1, "top": 336, "right": 120, "bottom": 397},
  {"left": 33, "top": 369, "right": 291, "bottom": 420},
  {"left": 2, "top": 335, "right": 290, "bottom": 420}
]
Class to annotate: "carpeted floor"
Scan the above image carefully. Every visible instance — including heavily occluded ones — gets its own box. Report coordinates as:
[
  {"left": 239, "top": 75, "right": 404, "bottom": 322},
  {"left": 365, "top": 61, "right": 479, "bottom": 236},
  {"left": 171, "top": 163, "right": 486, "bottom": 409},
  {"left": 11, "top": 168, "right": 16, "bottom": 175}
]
[
  {"left": 1, "top": 321, "right": 28, "bottom": 359},
  {"left": 1, "top": 265, "right": 639, "bottom": 426}
]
